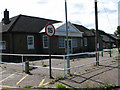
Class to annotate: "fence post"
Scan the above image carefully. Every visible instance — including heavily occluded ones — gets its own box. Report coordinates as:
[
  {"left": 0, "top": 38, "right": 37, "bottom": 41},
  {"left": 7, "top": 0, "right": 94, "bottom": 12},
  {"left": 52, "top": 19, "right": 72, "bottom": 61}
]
[
  {"left": 21, "top": 55, "right": 24, "bottom": 71},
  {"left": 25, "top": 59, "right": 29, "bottom": 74},
  {"left": 63, "top": 56, "right": 66, "bottom": 78}
]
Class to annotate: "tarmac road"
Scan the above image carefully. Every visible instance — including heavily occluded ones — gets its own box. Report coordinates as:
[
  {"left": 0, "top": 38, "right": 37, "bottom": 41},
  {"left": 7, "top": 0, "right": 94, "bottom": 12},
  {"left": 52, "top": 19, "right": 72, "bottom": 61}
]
[{"left": 0, "top": 51, "right": 120, "bottom": 89}]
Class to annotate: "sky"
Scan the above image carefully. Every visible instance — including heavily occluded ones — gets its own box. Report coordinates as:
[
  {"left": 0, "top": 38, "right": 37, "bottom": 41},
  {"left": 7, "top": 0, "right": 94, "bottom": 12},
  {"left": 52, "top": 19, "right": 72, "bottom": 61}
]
[{"left": 0, "top": 0, "right": 119, "bottom": 34}]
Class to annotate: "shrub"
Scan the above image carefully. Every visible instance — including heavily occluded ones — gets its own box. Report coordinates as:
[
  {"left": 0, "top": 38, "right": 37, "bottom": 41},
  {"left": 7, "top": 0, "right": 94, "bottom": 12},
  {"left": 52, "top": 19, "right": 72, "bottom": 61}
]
[
  {"left": 57, "top": 76, "right": 65, "bottom": 80},
  {"left": 24, "top": 85, "right": 33, "bottom": 88},
  {"left": 43, "top": 64, "right": 47, "bottom": 67},
  {"left": 56, "top": 83, "right": 66, "bottom": 88}
]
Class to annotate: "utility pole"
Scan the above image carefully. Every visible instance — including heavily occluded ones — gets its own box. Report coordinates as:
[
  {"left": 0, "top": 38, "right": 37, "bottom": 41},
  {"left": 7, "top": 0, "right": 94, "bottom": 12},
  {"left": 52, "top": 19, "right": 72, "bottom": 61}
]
[
  {"left": 65, "top": 0, "right": 70, "bottom": 74},
  {"left": 109, "top": 38, "right": 112, "bottom": 57},
  {"left": 95, "top": 0, "right": 99, "bottom": 66},
  {"left": 101, "top": 38, "right": 103, "bottom": 57}
]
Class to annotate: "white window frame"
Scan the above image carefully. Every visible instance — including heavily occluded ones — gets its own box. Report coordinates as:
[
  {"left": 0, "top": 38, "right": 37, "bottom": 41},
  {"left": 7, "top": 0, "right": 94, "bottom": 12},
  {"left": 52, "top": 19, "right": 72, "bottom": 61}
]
[
  {"left": 27, "top": 35, "right": 34, "bottom": 50},
  {"left": 84, "top": 38, "right": 87, "bottom": 46},
  {"left": 0, "top": 41, "right": 6, "bottom": 50},
  {"left": 43, "top": 35, "right": 49, "bottom": 48},
  {"left": 59, "top": 37, "right": 65, "bottom": 48},
  {"left": 72, "top": 38, "right": 77, "bottom": 48}
]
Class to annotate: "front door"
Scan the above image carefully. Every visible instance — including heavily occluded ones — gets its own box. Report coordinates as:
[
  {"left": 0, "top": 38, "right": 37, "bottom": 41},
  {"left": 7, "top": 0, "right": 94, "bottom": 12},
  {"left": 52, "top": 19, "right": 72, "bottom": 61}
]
[{"left": 65, "top": 39, "right": 72, "bottom": 54}]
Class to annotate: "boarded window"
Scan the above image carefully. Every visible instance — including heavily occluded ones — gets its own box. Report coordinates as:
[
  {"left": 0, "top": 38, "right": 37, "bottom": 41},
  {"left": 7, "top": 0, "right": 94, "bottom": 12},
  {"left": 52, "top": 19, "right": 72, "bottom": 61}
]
[
  {"left": 0, "top": 41, "right": 6, "bottom": 50},
  {"left": 43, "top": 35, "right": 49, "bottom": 48},
  {"left": 59, "top": 37, "right": 65, "bottom": 48},
  {"left": 27, "top": 35, "right": 34, "bottom": 49}
]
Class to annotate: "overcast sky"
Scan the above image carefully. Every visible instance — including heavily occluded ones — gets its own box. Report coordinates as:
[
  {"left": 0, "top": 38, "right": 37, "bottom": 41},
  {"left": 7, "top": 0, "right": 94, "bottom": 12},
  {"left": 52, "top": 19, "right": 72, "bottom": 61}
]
[{"left": 0, "top": 0, "right": 119, "bottom": 34}]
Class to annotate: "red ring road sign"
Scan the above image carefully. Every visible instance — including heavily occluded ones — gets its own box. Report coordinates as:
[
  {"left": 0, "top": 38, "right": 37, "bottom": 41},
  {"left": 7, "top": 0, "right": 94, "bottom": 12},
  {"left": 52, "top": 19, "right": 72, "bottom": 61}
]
[{"left": 45, "top": 24, "right": 55, "bottom": 37}]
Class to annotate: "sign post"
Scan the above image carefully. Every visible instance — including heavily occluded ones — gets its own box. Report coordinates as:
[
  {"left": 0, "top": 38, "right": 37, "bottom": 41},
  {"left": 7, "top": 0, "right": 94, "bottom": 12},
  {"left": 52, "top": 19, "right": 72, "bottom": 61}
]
[
  {"left": 95, "top": 0, "right": 99, "bottom": 66},
  {"left": 45, "top": 24, "right": 55, "bottom": 79}
]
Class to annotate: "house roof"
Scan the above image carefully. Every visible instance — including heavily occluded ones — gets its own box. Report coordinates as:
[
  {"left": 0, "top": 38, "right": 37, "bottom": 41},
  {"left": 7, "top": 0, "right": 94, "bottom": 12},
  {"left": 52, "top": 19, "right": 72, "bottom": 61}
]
[
  {"left": 109, "top": 34, "right": 119, "bottom": 40},
  {"left": 72, "top": 24, "right": 95, "bottom": 37},
  {"left": 101, "top": 35, "right": 115, "bottom": 43},
  {"left": 1, "top": 14, "right": 61, "bottom": 33}
]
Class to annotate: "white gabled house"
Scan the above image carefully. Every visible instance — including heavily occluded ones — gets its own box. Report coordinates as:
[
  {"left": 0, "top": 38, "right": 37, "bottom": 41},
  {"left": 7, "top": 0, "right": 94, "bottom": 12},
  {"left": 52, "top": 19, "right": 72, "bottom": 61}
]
[{"left": 40, "top": 21, "right": 84, "bottom": 54}]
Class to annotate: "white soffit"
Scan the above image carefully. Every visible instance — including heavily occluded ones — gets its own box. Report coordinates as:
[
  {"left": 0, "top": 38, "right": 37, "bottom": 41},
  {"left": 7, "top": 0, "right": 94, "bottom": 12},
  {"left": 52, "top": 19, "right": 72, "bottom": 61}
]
[{"left": 39, "top": 21, "right": 83, "bottom": 37}]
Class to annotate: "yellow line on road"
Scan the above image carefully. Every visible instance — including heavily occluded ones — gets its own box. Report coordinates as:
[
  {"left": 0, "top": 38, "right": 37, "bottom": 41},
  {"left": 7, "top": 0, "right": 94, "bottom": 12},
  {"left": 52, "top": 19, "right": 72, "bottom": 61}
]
[
  {"left": 0, "top": 70, "right": 6, "bottom": 74},
  {"left": 0, "top": 73, "right": 16, "bottom": 83},
  {"left": 43, "top": 82, "right": 50, "bottom": 86},
  {"left": 38, "top": 79, "right": 45, "bottom": 87},
  {"left": 0, "top": 85, "right": 17, "bottom": 88},
  {"left": 16, "top": 74, "right": 28, "bottom": 85}
]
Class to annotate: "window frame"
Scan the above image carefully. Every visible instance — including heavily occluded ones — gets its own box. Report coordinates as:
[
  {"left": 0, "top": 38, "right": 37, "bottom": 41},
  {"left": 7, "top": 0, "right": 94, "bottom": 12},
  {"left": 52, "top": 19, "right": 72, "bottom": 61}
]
[
  {"left": 27, "top": 35, "right": 34, "bottom": 50},
  {"left": 59, "top": 37, "right": 65, "bottom": 48},
  {"left": 43, "top": 35, "right": 49, "bottom": 48},
  {"left": 0, "top": 41, "right": 6, "bottom": 50},
  {"left": 84, "top": 38, "right": 87, "bottom": 46},
  {"left": 72, "top": 38, "right": 77, "bottom": 48}
]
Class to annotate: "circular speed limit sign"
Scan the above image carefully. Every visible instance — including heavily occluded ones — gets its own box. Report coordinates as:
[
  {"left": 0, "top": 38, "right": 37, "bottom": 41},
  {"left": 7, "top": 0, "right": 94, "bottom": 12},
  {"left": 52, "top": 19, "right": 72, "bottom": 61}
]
[{"left": 45, "top": 24, "right": 55, "bottom": 37}]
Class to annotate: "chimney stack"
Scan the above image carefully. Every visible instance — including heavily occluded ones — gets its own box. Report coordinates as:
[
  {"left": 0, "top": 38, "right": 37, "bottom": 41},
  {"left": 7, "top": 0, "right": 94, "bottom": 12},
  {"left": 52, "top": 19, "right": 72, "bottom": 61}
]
[{"left": 4, "top": 9, "right": 10, "bottom": 24}]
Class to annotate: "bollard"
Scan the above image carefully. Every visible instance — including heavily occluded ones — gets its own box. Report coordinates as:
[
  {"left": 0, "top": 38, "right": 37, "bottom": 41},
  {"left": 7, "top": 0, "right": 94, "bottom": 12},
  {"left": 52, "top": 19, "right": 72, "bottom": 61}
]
[{"left": 25, "top": 60, "right": 29, "bottom": 74}]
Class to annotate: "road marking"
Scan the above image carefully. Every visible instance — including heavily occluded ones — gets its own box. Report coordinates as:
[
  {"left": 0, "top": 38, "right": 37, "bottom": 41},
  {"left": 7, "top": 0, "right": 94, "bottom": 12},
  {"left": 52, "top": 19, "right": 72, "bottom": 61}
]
[
  {"left": 43, "top": 82, "right": 50, "bottom": 86},
  {"left": 16, "top": 74, "right": 28, "bottom": 85},
  {"left": 38, "top": 79, "right": 45, "bottom": 87},
  {"left": 0, "top": 73, "right": 16, "bottom": 83},
  {"left": 0, "top": 70, "right": 6, "bottom": 74},
  {"left": 0, "top": 85, "right": 17, "bottom": 88}
]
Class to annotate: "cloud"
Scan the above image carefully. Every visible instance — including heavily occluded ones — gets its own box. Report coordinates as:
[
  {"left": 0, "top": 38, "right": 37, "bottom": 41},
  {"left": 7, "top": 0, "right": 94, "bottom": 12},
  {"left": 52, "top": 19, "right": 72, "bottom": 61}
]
[
  {"left": 72, "top": 20, "right": 82, "bottom": 25},
  {"left": 36, "top": 0, "right": 48, "bottom": 4},
  {"left": 100, "top": 8, "right": 117, "bottom": 14},
  {"left": 0, "top": 0, "right": 118, "bottom": 34},
  {"left": 73, "top": 3, "right": 84, "bottom": 10},
  {"left": 85, "top": 24, "right": 94, "bottom": 28}
]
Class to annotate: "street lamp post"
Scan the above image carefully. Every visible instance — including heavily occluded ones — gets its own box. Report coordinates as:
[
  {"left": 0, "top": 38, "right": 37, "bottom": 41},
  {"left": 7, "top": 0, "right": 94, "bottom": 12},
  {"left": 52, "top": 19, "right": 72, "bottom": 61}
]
[{"left": 65, "top": 0, "right": 70, "bottom": 74}]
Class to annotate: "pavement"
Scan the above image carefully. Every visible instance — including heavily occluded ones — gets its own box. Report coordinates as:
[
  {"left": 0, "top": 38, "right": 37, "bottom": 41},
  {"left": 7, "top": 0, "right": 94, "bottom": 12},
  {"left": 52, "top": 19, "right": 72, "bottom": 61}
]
[{"left": 0, "top": 50, "right": 120, "bottom": 89}]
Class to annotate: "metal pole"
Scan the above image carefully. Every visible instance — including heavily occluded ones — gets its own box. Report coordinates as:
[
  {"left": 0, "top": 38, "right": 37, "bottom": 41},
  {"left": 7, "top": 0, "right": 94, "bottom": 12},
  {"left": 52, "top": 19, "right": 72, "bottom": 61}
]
[
  {"left": 21, "top": 55, "right": 24, "bottom": 71},
  {"left": 101, "top": 38, "right": 103, "bottom": 57},
  {"left": 65, "top": 0, "right": 70, "bottom": 74},
  {"left": 109, "top": 38, "right": 112, "bottom": 57},
  {"left": 49, "top": 37, "right": 52, "bottom": 79},
  {"left": 95, "top": 0, "right": 99, "bottom": 66},
  {"left": 63, "top": 56, "right": 66, "bottom": 78}
]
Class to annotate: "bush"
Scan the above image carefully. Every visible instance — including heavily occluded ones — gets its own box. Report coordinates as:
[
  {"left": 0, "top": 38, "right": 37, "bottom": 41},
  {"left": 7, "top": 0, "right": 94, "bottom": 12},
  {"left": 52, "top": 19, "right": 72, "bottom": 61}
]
[
  {"left": 56, "top": 83, "right": 66, "bottom": 88},
  {"left": 24, "top": 85, "right": 33, "bottom": 88},
  {"left": 57, "top": 76, "right": 65, "bottom": 80},
  {"left": 43, "top": 64, "right": 47, "bottom": 67}
]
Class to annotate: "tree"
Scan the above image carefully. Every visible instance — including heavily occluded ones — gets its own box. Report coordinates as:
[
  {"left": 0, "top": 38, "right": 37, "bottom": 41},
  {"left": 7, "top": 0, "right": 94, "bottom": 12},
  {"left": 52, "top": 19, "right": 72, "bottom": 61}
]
[{"left": 114, "top": 26, "right": 120, "bottom": 36}]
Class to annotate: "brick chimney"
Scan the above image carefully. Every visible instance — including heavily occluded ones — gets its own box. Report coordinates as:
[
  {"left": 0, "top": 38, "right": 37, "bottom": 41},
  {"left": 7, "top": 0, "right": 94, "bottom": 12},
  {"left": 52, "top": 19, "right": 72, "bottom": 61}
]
[{"left": 3, "top": 9, "right": 10, "bottom": 24}]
